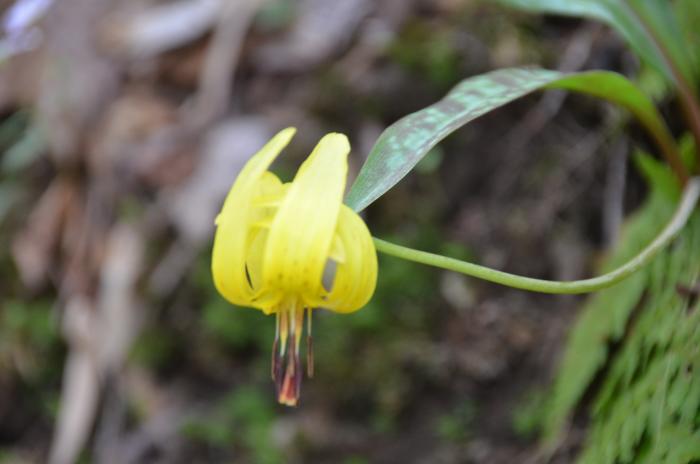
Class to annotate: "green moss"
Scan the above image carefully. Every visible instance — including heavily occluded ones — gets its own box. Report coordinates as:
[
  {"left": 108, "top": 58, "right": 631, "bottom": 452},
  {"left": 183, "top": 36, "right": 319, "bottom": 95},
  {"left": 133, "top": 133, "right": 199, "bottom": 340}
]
[
  {"left": 387, "top": 21, "right": 461, "bottom": 89},
  {"left": 201, "top": 299, "right": 274, "bottom": 351},
  {"left": 129, "top": 327, "right": 180, "bottom": 370},
  {"left": 512, "top": 388, "right": 548, "bottom": 439},
  {"left": 436, "top": 400, "right": 476, "bottom": 443}
]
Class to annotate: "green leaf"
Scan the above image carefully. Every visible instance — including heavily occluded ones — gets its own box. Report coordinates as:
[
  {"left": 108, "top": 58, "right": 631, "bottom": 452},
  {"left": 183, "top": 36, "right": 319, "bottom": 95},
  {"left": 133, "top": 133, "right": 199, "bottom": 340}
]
[
  {"left": 495, "top": 0, "right": 697, "bottom": 87},
  {"left": 630, "top": 0, "right": 698, "bottom": 84},
  {"left": 346, "top": 68, "right": 674, "bottom": 212},
  {"left": 676, "top": 0, "right": 700, "bottom": 82}
]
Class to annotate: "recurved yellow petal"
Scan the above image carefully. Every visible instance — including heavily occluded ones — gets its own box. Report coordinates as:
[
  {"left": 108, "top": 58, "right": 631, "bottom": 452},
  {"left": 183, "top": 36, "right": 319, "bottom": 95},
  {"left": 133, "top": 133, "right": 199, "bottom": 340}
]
[
  {"left": 211, "top": 128, "right": 296, "bottom": 306},
  {"left": 262, "top": 133, "right": 350, "bottom": 298},
  {"left": 310, "top": 205, "right": 377, "bottom": 312}
]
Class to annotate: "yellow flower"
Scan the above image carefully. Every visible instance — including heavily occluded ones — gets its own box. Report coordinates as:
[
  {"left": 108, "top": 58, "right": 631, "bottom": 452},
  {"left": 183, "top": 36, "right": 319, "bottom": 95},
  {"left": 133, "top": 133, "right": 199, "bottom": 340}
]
[{"left": 211, "top": 128, "right": 378, "bottom": 406}]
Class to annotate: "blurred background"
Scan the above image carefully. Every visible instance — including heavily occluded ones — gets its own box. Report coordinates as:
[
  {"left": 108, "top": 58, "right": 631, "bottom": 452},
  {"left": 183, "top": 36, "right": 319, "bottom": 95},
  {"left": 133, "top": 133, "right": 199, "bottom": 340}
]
[{"left": 0, "top": 0, "right": 649, "bottom": 462}]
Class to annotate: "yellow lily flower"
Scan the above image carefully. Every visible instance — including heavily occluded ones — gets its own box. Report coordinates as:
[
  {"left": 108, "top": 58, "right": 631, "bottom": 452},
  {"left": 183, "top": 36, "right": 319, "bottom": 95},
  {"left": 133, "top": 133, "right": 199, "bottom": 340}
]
[{"left": 212, "top": 128, "right": 378, "bottom": 406}]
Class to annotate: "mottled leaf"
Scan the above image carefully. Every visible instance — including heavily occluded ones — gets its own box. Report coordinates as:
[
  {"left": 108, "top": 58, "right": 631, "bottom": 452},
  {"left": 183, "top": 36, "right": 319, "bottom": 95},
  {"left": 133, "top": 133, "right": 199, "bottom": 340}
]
[{"left": 346, "top": 68, "right": 673, "bottom": 212}]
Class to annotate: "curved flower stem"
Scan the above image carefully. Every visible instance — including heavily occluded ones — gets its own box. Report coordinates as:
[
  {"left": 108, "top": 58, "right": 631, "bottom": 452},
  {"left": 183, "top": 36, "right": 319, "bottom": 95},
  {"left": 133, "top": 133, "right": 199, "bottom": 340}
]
[{"left": 373, "top": 178, "right": 700, "bottom": 295}]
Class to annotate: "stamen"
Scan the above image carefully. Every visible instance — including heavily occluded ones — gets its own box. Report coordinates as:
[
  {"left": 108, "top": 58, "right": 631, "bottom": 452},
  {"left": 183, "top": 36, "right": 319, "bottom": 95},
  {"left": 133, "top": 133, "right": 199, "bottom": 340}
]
[
  {"left": 271, "top": 312, "right": 280, "bottom": 380},
  {"left": 289, "top": 304, "right": 296, "bottom": 347},
  {"left": 275, "top": 310, "right": 280, "bottom": 340},
  {"left": 307, "top": 308, "right": 314, "bottom": 377},
  {"left": 271, "top": 300, "right": 316, "bottom": 406},
  {"left": 279, "top": 309, "right": 288, "bottom": 357},
  {"left": 279, "top": 347, "right": 299, "bottom": 406},
  {"left": 307, "top": 307, "right": 312, "bottom": 334},
  {"left": 294, "top": 339, "right": 302, "bottom": 400},
  {"left": 294, "top": 306, "right": 304, "bottom": 353},
  {"left": 279, "top": 302, "right": 300, "bottom": 406},
  {"left": 293, "top": 306, "right": 304, "bottom": 397}
]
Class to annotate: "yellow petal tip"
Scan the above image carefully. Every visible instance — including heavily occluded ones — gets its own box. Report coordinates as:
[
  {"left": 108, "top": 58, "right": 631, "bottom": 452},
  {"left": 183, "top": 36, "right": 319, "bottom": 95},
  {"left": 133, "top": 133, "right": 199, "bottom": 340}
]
[{"left": 317, "top": 132, "right": 350, "bottom": 155}]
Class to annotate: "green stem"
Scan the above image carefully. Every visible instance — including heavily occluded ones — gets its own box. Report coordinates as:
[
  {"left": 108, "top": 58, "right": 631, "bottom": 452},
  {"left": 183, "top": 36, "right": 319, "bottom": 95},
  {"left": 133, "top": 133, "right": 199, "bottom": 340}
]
[
  {"left": 640, "top": 109, "right": 689, "bottom": 185},
  {"left": 373, "top": 178, "right": 700, "bottom": 295}
]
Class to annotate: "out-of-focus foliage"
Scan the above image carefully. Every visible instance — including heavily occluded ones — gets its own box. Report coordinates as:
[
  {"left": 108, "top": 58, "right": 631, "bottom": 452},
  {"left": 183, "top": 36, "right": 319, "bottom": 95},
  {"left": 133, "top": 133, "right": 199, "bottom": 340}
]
[
  {"left": 182, "top": 387, "right": 281, "bottom": 464},
  {"left": 496, "top": 0, "right": 698, "bottom": 87},
  {"left": 0, "top": 299, "right": 61, "bottom": 380},
  {"left": 387, "top": 22, "right": 461, "bottom": 89},
  {"left": 544, "top": 152, "right": 700, "bottom": 463},
  {"left": 676, "top": 0, "right": 700, "bottom": 80},
  {"left": 488, "top": 2, "right": 700, "bottom": 462},
  {"left": 581, "top": 215, "right": 700, "bottom": 463}
]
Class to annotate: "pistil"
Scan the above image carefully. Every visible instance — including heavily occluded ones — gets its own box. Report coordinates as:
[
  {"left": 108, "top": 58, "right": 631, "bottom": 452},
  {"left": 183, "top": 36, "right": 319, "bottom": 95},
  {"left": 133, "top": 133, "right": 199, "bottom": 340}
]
[{"left": 272, "top": 301, "right": 314, "bottom": 406}]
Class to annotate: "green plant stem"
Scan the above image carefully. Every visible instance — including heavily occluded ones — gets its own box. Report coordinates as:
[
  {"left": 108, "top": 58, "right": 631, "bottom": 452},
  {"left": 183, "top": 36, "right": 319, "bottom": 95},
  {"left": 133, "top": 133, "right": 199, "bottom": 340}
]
[
  {"left": 373, "top": 177, "right": 700, "bottom": 295},
  {"left": 643, "top": 112, "right": 690, "bottom": 185}
]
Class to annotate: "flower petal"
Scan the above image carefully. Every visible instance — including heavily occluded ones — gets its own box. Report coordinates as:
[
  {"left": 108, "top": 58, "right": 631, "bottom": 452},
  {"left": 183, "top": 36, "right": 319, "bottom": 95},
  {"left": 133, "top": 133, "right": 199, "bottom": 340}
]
[
  {"left": 212, "top": 128, "right": 295, "bottom": 306},
  {"left": 311, "top": 205, "right": 377, "bottom": 313},
  {"left": 263, "top": 133, "right": 349, "bottom": 297}
]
